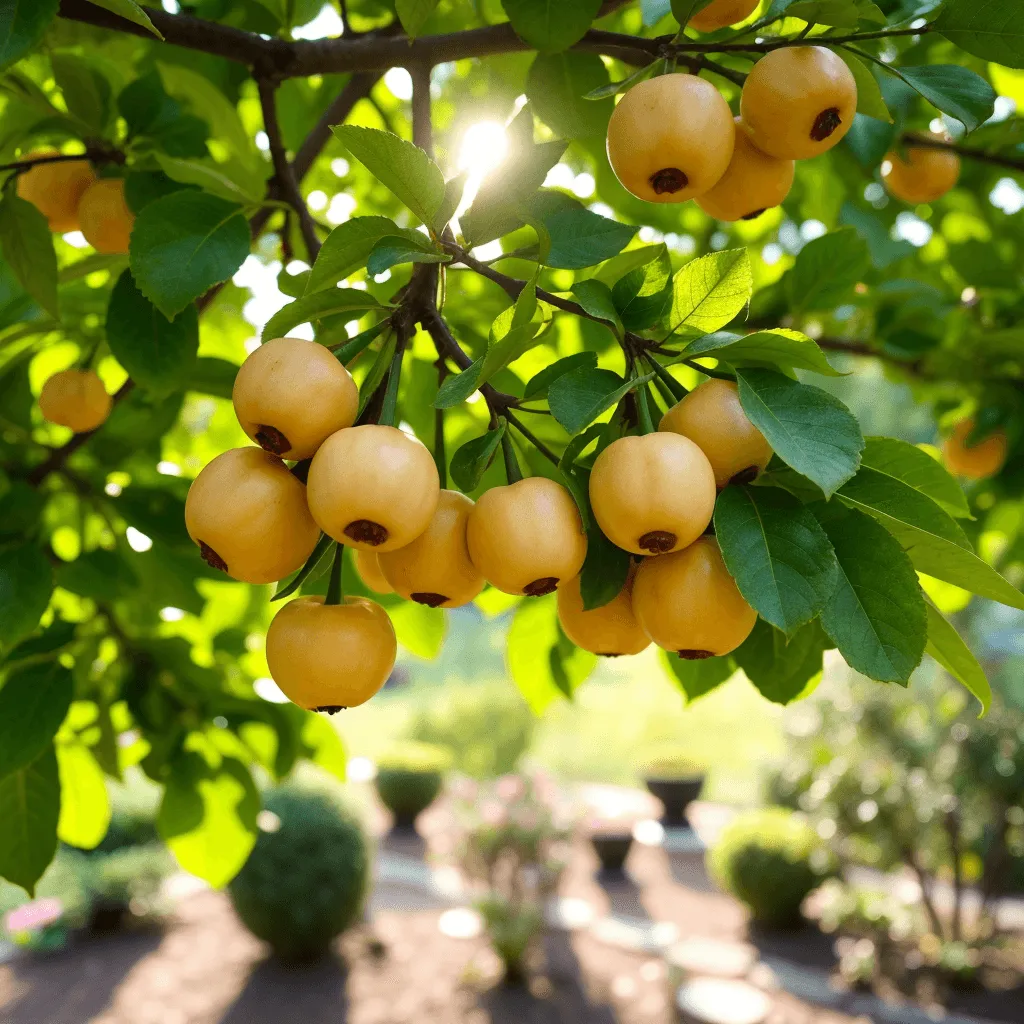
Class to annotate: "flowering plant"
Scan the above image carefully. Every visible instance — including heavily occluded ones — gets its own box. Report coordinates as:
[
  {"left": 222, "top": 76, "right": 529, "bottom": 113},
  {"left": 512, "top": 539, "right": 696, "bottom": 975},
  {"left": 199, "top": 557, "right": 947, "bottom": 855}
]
[{"left": 443, "top": 771, "right": 576, "bottom": 982}]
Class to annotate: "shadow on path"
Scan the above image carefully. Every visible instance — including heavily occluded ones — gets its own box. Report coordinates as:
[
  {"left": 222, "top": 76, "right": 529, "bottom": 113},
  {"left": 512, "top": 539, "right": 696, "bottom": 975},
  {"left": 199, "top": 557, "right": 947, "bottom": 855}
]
[
  {"left": 218, "top": 951, "right": 350, "bottom": 1024},
  {"left": 479, "top": 930, "right": 619, "bottom": 1024},
  {"left": 0, "top": 929, "right": 162, "bottom": 1024}
]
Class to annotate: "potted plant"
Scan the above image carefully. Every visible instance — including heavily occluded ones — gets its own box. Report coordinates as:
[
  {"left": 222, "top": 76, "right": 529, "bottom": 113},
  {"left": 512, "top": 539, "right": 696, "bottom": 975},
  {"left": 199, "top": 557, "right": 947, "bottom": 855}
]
[
  {"left": 640, "top": 746, "right": 707, "bottom": 828},
  {"left": 589, "top": 827, "right": 634, "bottom": 873},
  {"left": 374, "top": 740, "right": 452, "bottom": 831}
]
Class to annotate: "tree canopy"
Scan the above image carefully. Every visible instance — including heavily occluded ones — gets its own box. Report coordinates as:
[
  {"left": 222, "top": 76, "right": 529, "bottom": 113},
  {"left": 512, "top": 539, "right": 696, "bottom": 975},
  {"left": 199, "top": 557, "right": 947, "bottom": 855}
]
[{"left": 1, "top": 0, "right": 1024, "bottom": 894}]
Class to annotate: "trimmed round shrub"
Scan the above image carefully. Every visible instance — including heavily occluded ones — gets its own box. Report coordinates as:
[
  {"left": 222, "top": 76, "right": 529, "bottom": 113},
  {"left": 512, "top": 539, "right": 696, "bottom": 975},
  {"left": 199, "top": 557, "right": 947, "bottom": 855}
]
[
  {"left": 709, "top": 808, "right": 833, "bottom": 929},
  {"left": 228, "top": 786, "right": 369, "bottom": 962},
  {"left": 375, "top": 741, "right": 451, "bottom": 826}
]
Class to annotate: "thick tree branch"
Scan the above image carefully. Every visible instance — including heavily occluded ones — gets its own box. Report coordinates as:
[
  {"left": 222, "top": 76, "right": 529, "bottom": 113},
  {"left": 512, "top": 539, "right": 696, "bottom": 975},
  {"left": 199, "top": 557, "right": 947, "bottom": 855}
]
[
  {"left": 257, "top": 78, "right": 321, "bottom": 261},
  {"left": 410, "top": 64, "right": 433, "bottom": 157},
  {"left": 902, "top": 131, "right": 1024, "bottom": 175}
]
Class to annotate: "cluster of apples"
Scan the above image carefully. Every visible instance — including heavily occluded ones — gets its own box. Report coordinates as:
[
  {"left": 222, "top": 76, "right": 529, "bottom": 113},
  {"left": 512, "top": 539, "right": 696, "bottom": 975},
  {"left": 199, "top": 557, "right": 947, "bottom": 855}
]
[
  {"left": 179, "top": 337, "right": 775, "bottom": 713},
  {"left": 606, "top": 0, "right": 959, "bottom": 220},
  {"left": 16, "top": 150, "right": 135, "bottom": 253}
]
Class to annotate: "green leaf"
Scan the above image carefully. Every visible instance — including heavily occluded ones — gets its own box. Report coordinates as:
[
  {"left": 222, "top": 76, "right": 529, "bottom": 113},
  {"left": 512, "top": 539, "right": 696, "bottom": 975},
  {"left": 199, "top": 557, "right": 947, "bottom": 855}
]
[
  {"left": 508, "top": 594, "right": 596, "bottom": 713},
  {"left": 0, "top": 0, "right": 59, "bottom": 70},
  {"left": 815, "top": 505, "right": 926, "bottom": 684},
  {"left": 154, "top": 154, "right": 262, "bottom": 205},
  {"left": 396, "top": 0, "right": 440, "bottom": 36},
  {"left": 357, "top": 329, "right": 397, "bottom": 416},
  {"left": 158, "top": 746, "right": 259, "bottom": 888},
  {"left": 571, "top": 279, "right": 622, "bottom": 333},
  {"left": 82, "top": 0, "right": 164, "bottom": 38},
  {"left": 786, "top": 227, "right": 870, "bottom": 314},
  {"left": 272, "top": 534, "right": 335, "bottom": 601},
  {"left": 659, "top": 648, "right": 735, "bottom": 704},
  {"left": 475, "top": 273, "right": 548, "bottom": 385},
  {"left": 611, "top": 247, "right": 672, "bottom": 331},
  {"left": 683, "top": 328, "right": 841, "bottom": 377},
  {"left": 935, "top": 0, "right": 1024, "bottom": 70},
  {"left": 262, "top": 289, "right": 384, "bottom": 342},
  {"left": 734, "top": 618, "right": 828, "bottom": 705},
  {"left": 736, "top": 368, "right": 864, "bottom": 498},
  {"left": 0, "top": 193, "right": 59, "bottom": 319},
  {"left": 106, "top": 269, "right": 199, "bottom": 397},
  {"left": 894, "top": 65, "right": 996, "bottom": 133},
  {"left": 836, "top": 466, "right": 971, "bottom": 548},
  {"left": 715, "top": 485, "right": 838, "bottom": 635},
  {"left": 461, "top": 141, "right": 566, "bottom": 245},
  {"left": 434, "top": 358, "right": 483, "bottom": 409},
  {"left": 584, "top": 62, "right": 659, "bottom": 100},
  {"left": 502, "top": 0, "right": 603, "bottom": 53},
  {"left": 670, "top": 0, "right": 715, "bottom": 26},
  {"left": 578, "top": 516, "right": 631, "bottom": 610},
  {"left": 0, "top": 662, "right": 72, "bottom": 780},
  {"left": 858, "top": 436, "right": 971, "bottom": 519},
  {"left": 187, "top": 356, "right": 238, "bottom": 399},
  {"left": 526, "top": 52, "right": 614, "bottom": 138},
  {"left": 668, "top": 249, "right": 752, "bottom": 336},
  {"left": 0, "top": 544, "right": 54, "bottom": 651},
  {"left": 540, "top": 206, "right": 636, "bottom": 270},
  {"left": 435, "top": 172, "right": 468, "bottom": 233},
  {"left": 0, "top": 745, "right": 59, "bottom": 895},
  {"left": 524, "top": 351, "right": 598, "bottom": 400},
  {"left": 130, "top": 191, "right": 250, "bottom": 320},
  {"left": 450, "top": 423, "right": 506, "bottom": 492},
  {"left": 305, "top": 216, "right": 411, "bottom": 294},
  {"left": 548, "top": 366, "right": 653, "bottom": 434},
  {"left": 784, "top": 0, "right": 863, "bottom": 26},
  {"left": 50, "top": 52, "right": 113, "bottom": 133},
  {"left": 56, "top": 741, "right": 111, "bottom": 850},
  {"left": 836, "top": 50, "right": 892, "bottom": 122},
  {"left": 366, "top": 234, "right": 450, "bottom": 276},
  {"left": 332, "top": 125, "right": 445, "bottom": 227},
  {"left": 925, "top": 602, "right": 991, "bottom": 715},
  {"left": 390, "top": 601, "right": 445, "bottom": 658}
]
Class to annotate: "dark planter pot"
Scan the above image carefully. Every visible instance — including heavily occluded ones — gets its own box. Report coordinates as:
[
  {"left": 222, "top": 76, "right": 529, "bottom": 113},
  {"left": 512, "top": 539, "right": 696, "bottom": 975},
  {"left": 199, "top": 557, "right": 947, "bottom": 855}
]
[
  {"left": 644, "top": 776, "right": 704, "bottom": 828},
  {"left": 590, "top": 833, "right": 634, "bottom": 873},
  {"left": 390, "top": 810, "right": 419, "bottom": 831},
  {"left": 88, "top": 900, "right": 130, "bottom": 933}
]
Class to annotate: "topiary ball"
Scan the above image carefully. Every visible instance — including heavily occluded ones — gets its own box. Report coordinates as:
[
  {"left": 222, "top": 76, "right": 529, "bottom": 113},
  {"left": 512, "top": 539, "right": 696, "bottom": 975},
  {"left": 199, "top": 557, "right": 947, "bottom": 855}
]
[
  {"left": 374, "top": 741, "right": 451, "bottom": 828},
  {"left": 228, "top": 785, "right": 369, "bottom": 962},
  {"left": 708, "top": 807, "right": 834, "bottom": 929}
]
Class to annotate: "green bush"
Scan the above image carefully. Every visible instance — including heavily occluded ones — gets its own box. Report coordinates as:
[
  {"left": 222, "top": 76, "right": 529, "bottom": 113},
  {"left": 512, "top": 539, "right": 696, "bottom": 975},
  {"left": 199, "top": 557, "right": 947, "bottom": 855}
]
[
  {"left": 709, "top": 808, "right": 833, "bottom": 929},
  {"left": 374, "top": 741, "right": 451, "bottom": 825},
  {"left": 408, "top": 682, "right": 533, "bottom": 779},
  {"left": 228, "top": 785, "right": 369, "bottom": 962},
  {"left": 80, "top": 845, "right": 175, "bottom": 925},
  {"left": 639, "top": 744, "right": 706, "bottom": 780},
  {"left": 94, "top": 781, "right": 162, "bottom": 854}
]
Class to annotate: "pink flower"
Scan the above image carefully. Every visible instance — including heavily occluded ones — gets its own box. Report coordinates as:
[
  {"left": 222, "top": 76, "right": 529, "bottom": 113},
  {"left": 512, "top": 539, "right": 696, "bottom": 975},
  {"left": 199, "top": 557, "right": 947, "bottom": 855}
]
[
  {"left": 5, "top": 898, "right": 63, "bottom": 933},
  {"left": 496, "top": 775, "right": 525, "bottom": 802}
]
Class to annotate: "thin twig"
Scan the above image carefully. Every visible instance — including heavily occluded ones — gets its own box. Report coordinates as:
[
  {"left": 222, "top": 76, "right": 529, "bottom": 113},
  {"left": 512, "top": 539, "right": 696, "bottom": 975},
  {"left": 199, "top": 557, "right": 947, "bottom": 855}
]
[
  {"left": 902, "top": 131, "right": 1024, "bottom": 175},
  {"left": 506, "top": 412, "right": 560, "bottom": 465},
  {"left": 257, "top": 78, "right": 321, "bottom": 261},
  {"left": 410, "top": 63, "right": 433, "bottom": 157}
]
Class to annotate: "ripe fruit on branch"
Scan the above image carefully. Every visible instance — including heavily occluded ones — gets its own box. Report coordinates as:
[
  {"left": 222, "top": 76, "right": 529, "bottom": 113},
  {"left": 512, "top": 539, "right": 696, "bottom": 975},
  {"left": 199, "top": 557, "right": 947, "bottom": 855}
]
[
  {"left": 355, "top": 549, "right": 393, "bottom": 594},
  {"left": 589, "top": 433, "right": 716, "bottom": 556},
  {"left": 942, "top": 419, "right": 1007, "bottom": 480},
  {"left": 466, "top": 476, "right": 587, "bottom": 596},
  {"left": 882, "top": 140, "right": 960, "bottom": 204},
  {"left": 378, "top": 490, "right": 484, "bottom": 608},
  {"left": 16, "top": 150, "right": 95, "bottom": 233},
  {"left": 557, "top": 573, "right": 650, "bottom": 657},
  {"left": 632, "top": 536, "right": 757, "bottom": 658},
  {"left": 38, "top": 368, "right": 112, "bottom": 433},
  {"left": 266, "top": 595, "right": 396, "bottom": 712},
  {"left": 233, "top": 337, "right": 358, "bottom": 460},
  {"left": 696, "top": 120, "right": 795, "bottom": 222},
  {"left": 184, "top": 446, "right": 320, "bottom": 584},
  {"left": 306, "top": 424, "right": 440, "bottom": 552},
  {"left": 78, "top": 178, "right": 134, "bottom": 254},
  {"left": 606, "top": 74, "right": 735, "bottom": 203},
  {"left": 740, "top": 46, "right": 857, "bottom": 160},
  {"left": 659, "top": 379, "right": 773, "bottom": 489},
  {"left": 689, "top": 0, "right": 758, "bottom": 31}
]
